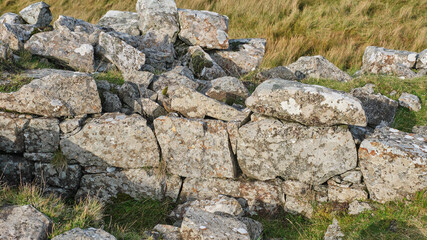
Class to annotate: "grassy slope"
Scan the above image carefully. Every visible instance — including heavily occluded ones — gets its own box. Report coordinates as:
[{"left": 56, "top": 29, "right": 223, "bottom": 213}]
[{"left": 1, "top": 0, "right": 426, "bottom": 70}]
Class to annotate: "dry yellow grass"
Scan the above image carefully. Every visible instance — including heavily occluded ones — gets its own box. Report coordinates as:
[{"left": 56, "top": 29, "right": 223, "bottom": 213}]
[{"left": 1, "top": 0, "right": 426, "bottom": 70}]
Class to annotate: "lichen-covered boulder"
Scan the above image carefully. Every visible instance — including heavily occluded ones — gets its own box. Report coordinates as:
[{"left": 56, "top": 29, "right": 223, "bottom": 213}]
[
  {"left": 0, "top": 154, "right": 34, "bottom": 186},
  {"left": 417, "top": 49, "right": 427, "bottom": 70},
  {"left": 151, "top": 66, "right": 198, "bottom": 92},
  {"left": 282, "top": 180, "right": 315, "bottom": 218},
  {"left": 98, "top": 10, "right": 140, "bottom": 36},
  {"left": 52, "top": 228, "right": 116, "bottom": 240},
  {"left": 202, "top": 76, "right": 249, "bottom": 103},
  {"left": 0, "top": 23, "right": 34, "bottom": 51},
  {"left": 246, "top": 79, "right": 367, "bottom": 127},
  {"left": 210, "top": 38, "right": 266, "bottom": 77},
  {"left": 359, "top": 127, "right": 427, "bottom": 202},
  {"left": 19, "top": 2, "right": 52, "bottom": 27},
  {"left": 25, "top": 28, "right": 95, "bottom": 72},
  {"left": 24, "top": 118, "right": 60, "bottom": 153},
  {"left": 178, "top": 9, "right": 229, "bottom": 49},
  {"left": 0, "top": 13, "right": 25, "bottom": 25},
  {"left": 286, "top": 55, "right": 352, "bottom": 82},
  {"left": 61, "top": 113, "right": 159, "bottom": 169},
  {"left": 238, "top": 118, "right": 357, "bottom": 184},
  {"left": 187, "top": 46, "right": 227, "bottom": 80},
  {"left": 398, "top": 92, "right": 421, "bottom": 112},
  {"left": 53, "top": 15, "right": 99, "bottom": 37},
  {"left": 35, "top": 163, "right": 82, "bottom": 190},
  {"left": 0, "top": 205, "right": 52, "bottom": 240},
  {"left": 0, "top": 72, "right": 102, "bottom": 117},
  {"left": 154, "top": 116, "right": 237, "bottom": 178},
  {"left": 0, "top": 112, "right": 29, "bottom": 153}
]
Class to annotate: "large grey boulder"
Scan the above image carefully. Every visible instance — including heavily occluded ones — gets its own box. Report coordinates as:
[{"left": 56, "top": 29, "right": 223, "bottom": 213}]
[
  {"left": 417, "top": 49, "right": 427, "bottom": 70},
  {"left": 362, "top": 46, "right": 418, "bottom": 78},
  {"left": 61, "top": 113, "right": 159, "bottom": 169},
  {"left": 0, "top": 154, "right": 34, "bottom": 186},
  {"left": 97, "top": 32, "right": 145, "bottom": 73},
  {"left": 151, "top": 66, "right": 198, "bottom": 92},
  {"left": 178, "top": 9, "right": 229, "bottom": 49},
  {"left": 187, "top": 46, "right": 227, "bottom": 80},
  {"left": 351, "top": 84, "right": 398, "bottom": 127},
  {"left": 398, "top": 92, "right": 421, "bottom": 112},
  {"left": 25, "top": 28, "right": 96, "bottom": 72},
  {"left": 202, "top": 76, "right": 250, "bottom": 103},
  {"left": 0, "top": 13, "right": 25, "bottom": 25},
  {"left": 359, "top": 127, "right": 427, "bottom": 202},
  {"left": 53, "top": 15, "right": 99, "bottom": 37},
  {"left": 154, "top": 116, "right": 237, "bottom": 178},
  {"left": 0, "top": 23, "right": 34, "bottom": 51},
  {"left": 238, "top": 118, "right": 357, "bottom": 184},
  {"left": 19, "top": 2, "right": 52, "bottom": 27},
  {"left": 210, "top": 38, "right": 266, "bottom": 77},
  {"left": 52, "top": 228, "right": 116, "bottom": 240},
  {"left": 0, "top": 205, "right": 52, "bottom": 240},
  {"left": 98, "top": 10, "right": 140, "bottom": 36},
  {"left": 286, "top": 55, "right": 352, "bottom": 82},
  {"left": 35, "top": 163, "right": 82, "bottom": 190},
  {"left": 246, "top": 79, "right": 367, "bottom": 127},
  {"left": 0, "top": 112, "right": 29, "bottom": 153},
  {"left": 180, "top": 208, "right": 263, "bottom": 240},
  {"left": 24, "top": 118, "right": 60, "bottom": 153},
  {"left": 136, "top": 0, "right": 179, "bottom": 42}
]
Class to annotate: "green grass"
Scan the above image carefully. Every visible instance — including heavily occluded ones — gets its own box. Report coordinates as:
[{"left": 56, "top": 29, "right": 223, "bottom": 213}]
[
  {"left": 94, "top": 70, "right": 125, "bottom": 85},
  {"left": 0, "top": 74, "right": 33, "bottom": 93}
]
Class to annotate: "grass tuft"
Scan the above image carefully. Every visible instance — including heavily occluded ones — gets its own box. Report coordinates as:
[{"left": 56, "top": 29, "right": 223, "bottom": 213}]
[{"left": 94, "top": 70, "right": 125, "bottom": 85}]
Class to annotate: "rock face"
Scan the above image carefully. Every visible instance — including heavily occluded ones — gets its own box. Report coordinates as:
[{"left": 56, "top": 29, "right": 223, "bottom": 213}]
[
  {"left": 238, "top": 118, "right": 357, "bottom": 184},
  {"left": 98, "top": 32, "right": 146, "bottom": 72},
  {"left": 0, "top": 72, "right": 102, "bottom": 117},
  {"left": 151, "top": 66, "right": 198, "bottom": 92},
  {"left": 25, "top": 29, "right": 95, "bottom": 72},
  {"left": 210, "top": 38, "right": 266, "bottom": 77},
  {"left": 362, "top": 46, "right": 418, "bottom": 77},
  {"left": 324, "top": 218, "right": 345, "bottom": 240},
  {"left": 178, "top": 9, "right": 229, "bottom": 49},
  {"left": 24, "top": 118, "right": 60, "bottom": 153},
  {"left": 398, "top": 92, "right": 421, "bottom": 112},
  {"left": 0, "top": 205, "right": 52, "bottom": 240},
  {"left": 153, "top": 224, "right": 181, "bottom": 240},
  {"left": 246, "top": 79, "right": 367, "bottom": 127},
  {"left": 286, "top": 55, "right": 352, "bottom": 82},
  {"left": 0, "top": 13, "right": 25, "bottom": 25},
  {"left": 359, "top": 127, "right": 427, "bottom": 202},
  {"left": 187, "top": 46, "right": 227, "bottom": 80},
  {"left": 19, "top": 2, "right": 52, "bottom": 28},
  {"left": 351, "top": 85, "right": 398, "bottom": 127},
  {"left": 202, "top": 76, "right": 250, "bottom": 102},
  {"left": 98, "top": 10, "right": 140, "bottom": 36},
  {"left": 0, "top": 112, "right": 29, "bottom": 153},
  {"left": 417, "top": 49, "right": 427, "bottom": 70},
  {"left": 35, "top": 163, "right": 82, "bottom": 190},
  {"left": 136, "top": 0, "right": 179, "bottom": 42},
  {"left": 0, "top": 154, "right": 34, "bottom": 186},
  {"left": 52, "top": 228, "right": 116, "bottom": 240},
  {"left": 61, "top": 113, "right": 159, "bottom": 169},
  {"left": 0, "top": 23, "right": 34, "bottom": 51},
  {"left": 154, "top": 116, "right": 236, "bottom": 178}
]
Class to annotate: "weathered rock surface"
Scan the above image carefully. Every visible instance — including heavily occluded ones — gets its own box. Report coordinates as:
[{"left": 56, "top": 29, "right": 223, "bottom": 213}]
[
  {"left": 257, "top": 66, "right": 304, "bottom": 81},
  {"left": 327, "top": 184, "right": 368, "bottom": 203},
  {"left": 417, "top": 49, "right": 427, "bottom": 70},
  {"left": 180, "top": 208, "right": 263, "bottom": 240},
  {"left": 359, "top": 127, "right": 427, "bottom": 202},
  {"left": 0, "top": 205, "right": 52, "bottom": 240},
  {"left": 0, "top": 112, "right": 29, "bottom": 153},
  {"left": 210, "top": 38, "right": 266, "bottom": 77},
  {"left": 413, "top": 126, "right": 427, "bottom": 135},
  {"left": 238, "top": 118, "right": 357, "bottom": 184},
  {"left": 340, "top": 170, "right": 362, "bottom": 184},
  {"left": 0, "top": 23, "right": 34, "bottom": 51},
  {"left": 0, "top": 13, "right": 25, "bottom": 25},
  {"left": 153, "top": 224, "right": 181, "bottom": 240},
  {"left": 202, "top": 76, "right": 249, "bottom": 102},
  {"left": 286, "top": 55, "right": 352, "bottom": 82},
  {"left": 98, "top": 32, "right": 145, "bottom": 72},
  {"left": 122, "top": 70, "right": 156, "bottom": 89},
  {"left": 0, "top": 40, "right": 12, "bottom": 60},
  {"left": 398, "top": 92, "right": 421, "bottom": 112},
  {"left": 98, "top": 10, "right": 140, "bottom": 36},
  {"left": 24, "top": 118, "right": 60, "bottom": 153},
  {"left": 52, "top": 228, "right": 116, "bottom": 240},
  {"left": 19, "top": 2, "right": 52, "bottom": 27},
  {"left": 187, "top": 46, "right": 227, "bottom": 80},
  {"left": 324, "top": 218, "right": 344, "bottom": 240},
  {"left": 151, "top": 66, "right": 198, "bottom": 92},
  {"left": 136, "top": 0, "right": 179, "bottom": 42},
  {"left": 35, "top": 163, "right": 82, "bottom": 190},
  {"left": 61, "top": 113, "right": 159, "bottom": 169},
  {"left": 25, "top": 28, "right": 95, "bottom": 72},
  {"left": 246, "top": 79, "right": 366, "bottom": 126},
  {"left": 0, "top": 154, "right": 34, "bottom": 186},
  {"left": 101, "top": 91, "right": 122, "bottom": 113},
  {"left": 0, "top": 72, "right": 102, "bottom": 117},
  {"left": 348, "top": 200, "right": 372, "bottom": 215},
  {"left": 282, "top": 180, "right": 315, "bottom": 218},
  {"left": 53, "top": 15, "right": 99, "bottom": 37},
  {"left": 351, "top": 84, "right": 398, "bottom": 127},
  {"left": 178, "top": 9, "right": 229, "bottom": 49},
  {"left": 154, "top": 116, "right": 236, "bottom": 178}
]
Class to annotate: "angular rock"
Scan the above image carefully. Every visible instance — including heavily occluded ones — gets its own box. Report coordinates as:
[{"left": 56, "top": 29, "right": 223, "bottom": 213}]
[
  {"left": 140, "top": 98, "right": 167, "bottom": 121},
  {"left": 151, "top": 66, "right": 198, "bottom": 92},
  {"left": 237, "top": 118, "right": 357, "bottom": 184},
  {"left": 102, "top": 91, "right": 122, "bottom": 112},
  {"left": 178, "top": 9, "right": 229, "bottom": 49},
  {"left": 362, "top": 46, "right": 418, "bottom": 77},
  {"left": 0, "top": 154, "right": 34, "bottom": 186},
  {"left": 340, "top": 170, "right": 362, "bottom": 184},
  {"left": 52, "top": 228, "right": 116, "bottom": 240},
  {"left": 61, "top": 113, "right": 159, "bottom": 169},
  {"left": 0, "top": 72, "right": 102, "bottom": 117},
  {"left": 154, "top": 116, "right": 236, "bottom": 178},
  {"left": 348, "top": 125, "right": 375, "bottom": 145},
  {"left": 351, "top": 84, "right": 398, "bottom": 127},
  {"left": 348, "top": 200, "right": 372, "bottom": 215},
  {"left": 286, "top": 55, "right": 352, "bottom": 82},
  {"left": 0, "top": 23, "right": 34, "bottom": 51},
  {"left": 181, "top": 178, "right": 283, "bottom": 212},
  {"left": 246, "top": 79, "right": 367, "bottom": 126},
  {"left": 257, "top": 66, "right": 304, "bottom": 81},
  {"left": 164, "top": 86, "right": 249, "bottom": 122},
  {"left": 97, "top": 32, "right": 145, "bottom": 72},
  {"left": 180, "top": 208, "right": 263, "bottom": 240},
  {"left": 0, "top": 112, "right": 29, "bottom": 153},
  {"left": 123, "top": 70, "right": 156, "bottom": 89},
  {"left": 19, "top": 2, "right": 52, "bottom": 27},
  {"left": 282, "top": 180, "right": 315, "bottom": 218},
  {"left": 210, "top": 38, "right": 266, "bottom": 77},
  {"left": 136, "top": 0, "right": 179, "bottom": 42},
  {"left": 187, "top": 46, "right": 227, "bottom": 80},
  {"left": 153, "top": 225, "right": 181, "bottom": 240},
  {"left": 324, "top": 218, "right": 344, "bottom": 240},
  {"left": 60, "top": 116, "right": 85, "bottom": 134},
  {"left": 417, "top": 49, "right": 427, "bottom": 70},
  {"left": 202, "top": 76, "right": 249, "bottom": 102},
  {"left": 76, "top": 168, "right": 181, "bottom": 202},
  {"left": 35, "top": 163, "right": 82, "bottom": 190},
  {"left": 0, "top": 40, "right": 13, "bottom": 61},
  {"left": 398, "top": 92, "right": 421, "bottom": 112},
  {"left": 53, "top": 15, "right": 100, "bottom": 39},
  {"left": 0, "top": 205, "right": 52, "bottom": 240},
  {"left": 24, "top": 152, "right": 54, "bottom": 162},
  {"left": 0, "top": 13, "right": 25, "bottom": 25},
  {"left": 24, "top": 118, "right": 60, "bottom": 153},
  {"left": 359, "top": 127, "right": 427, "bottom": 202},
  {"left": 327, "top": 184, "right": 368, "bottom": 203},
  {"left": 98, "top": 10, "right": 140, "bottom": 36},
  {"left": 25, "top": 28, "right": 95, "bottom": 72}
]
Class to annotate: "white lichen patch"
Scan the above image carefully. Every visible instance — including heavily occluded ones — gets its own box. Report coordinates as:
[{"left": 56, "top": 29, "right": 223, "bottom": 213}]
[
  {"left": 74, "top": 44, "right": 93, "bottom": 56},
  {"left": 408, "top": 53, "right": 417, "bottom": 62},
  {"left": 281, "top": 98, "right": 301, "bottom": 115}
]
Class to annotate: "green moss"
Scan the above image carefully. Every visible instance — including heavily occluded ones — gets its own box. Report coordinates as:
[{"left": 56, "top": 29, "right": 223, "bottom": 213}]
[
  {"left": 0, "top": 74, "right": 33, "bottom": 93},
  {"left": 51, "top": 150, "right": 68, "bottom": 170},
  {"left": 191, "top": 50, "right": 213, "bottom": 75},
  {"left": 93, "top": 70, "right": 125, "bottom": 85}
]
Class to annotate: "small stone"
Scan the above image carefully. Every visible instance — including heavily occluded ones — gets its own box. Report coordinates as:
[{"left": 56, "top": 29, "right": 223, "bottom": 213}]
[
  {"left": 202, "top": 76, "right": 249, "bottom": 102},
  {"left": 398, "top": 92, "right": 421, "bottom": 112},
  {"left": 52, "top": 227, "right": 116, "bottom": 240},
  {"left": 19, "top": 2, "right": 52, "bottom": 28},
  {"left": 102, "top": 91, "right": 122, "bottom": 112},
  {"left": 187, "top": 46, "right": 227, "bottom": 80},
  {"left": 324, "top": 218, "right": 344, "bottom": 240},
  {"left": 348, "top": 200, "right": 372, "bottom": 215}
]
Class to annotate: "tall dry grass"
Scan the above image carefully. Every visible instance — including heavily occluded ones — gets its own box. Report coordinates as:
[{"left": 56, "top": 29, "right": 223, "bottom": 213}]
[{"left": 1, "top": 0, "right": 426, "bottom": 69}]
